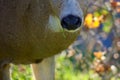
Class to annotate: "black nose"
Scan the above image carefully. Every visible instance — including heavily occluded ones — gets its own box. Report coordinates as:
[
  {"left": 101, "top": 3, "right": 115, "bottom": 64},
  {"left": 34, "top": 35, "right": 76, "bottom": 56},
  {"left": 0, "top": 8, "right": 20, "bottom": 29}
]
[{"left": 61, "top": 15, "right": 82, "bottom": 30}]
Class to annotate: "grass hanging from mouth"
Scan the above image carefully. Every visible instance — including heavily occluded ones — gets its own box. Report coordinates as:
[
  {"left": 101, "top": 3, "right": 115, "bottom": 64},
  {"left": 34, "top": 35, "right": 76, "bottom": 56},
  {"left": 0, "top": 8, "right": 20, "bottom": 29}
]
[{"left": 62, "top": 29, "right": 67, "bottom": 38}]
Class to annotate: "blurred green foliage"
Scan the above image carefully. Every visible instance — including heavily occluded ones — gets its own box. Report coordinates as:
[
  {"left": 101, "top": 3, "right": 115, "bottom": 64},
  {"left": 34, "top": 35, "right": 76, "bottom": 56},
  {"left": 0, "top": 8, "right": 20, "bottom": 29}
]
[
  {"left": 11, "top": 65, "right": 33, "bottom": 80},
  {"left": 55, "top": 53, "right": 101, "bottom": 80}
]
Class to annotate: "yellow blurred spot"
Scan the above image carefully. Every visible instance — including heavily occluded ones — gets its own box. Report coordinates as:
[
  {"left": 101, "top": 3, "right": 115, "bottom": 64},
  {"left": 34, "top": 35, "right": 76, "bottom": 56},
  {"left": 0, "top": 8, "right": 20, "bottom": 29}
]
[
  {"left": 92, "top": 17, "right": 100, "bottom": 28},
  {"left": 84, "top": 13, "right": 100, "bottom": 29},
  {"left": 94, "top": 51, "right": 103, "bottom": 59}
]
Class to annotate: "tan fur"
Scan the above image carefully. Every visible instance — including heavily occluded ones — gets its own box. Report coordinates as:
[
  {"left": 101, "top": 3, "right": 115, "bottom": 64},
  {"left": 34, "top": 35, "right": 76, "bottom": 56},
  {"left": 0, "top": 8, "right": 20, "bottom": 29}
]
[
  {"left": 0, "top": 0, "right": 87, "bottom": 79},
  {"left": 0, "top": 0, "right": 81, "bottom": 64}
]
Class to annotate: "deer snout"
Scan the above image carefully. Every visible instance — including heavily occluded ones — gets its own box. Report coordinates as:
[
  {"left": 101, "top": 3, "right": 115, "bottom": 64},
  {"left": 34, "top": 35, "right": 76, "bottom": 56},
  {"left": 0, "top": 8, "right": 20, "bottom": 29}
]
[{"left": 61, "top": 15, "right": 82, "bottom": 30}]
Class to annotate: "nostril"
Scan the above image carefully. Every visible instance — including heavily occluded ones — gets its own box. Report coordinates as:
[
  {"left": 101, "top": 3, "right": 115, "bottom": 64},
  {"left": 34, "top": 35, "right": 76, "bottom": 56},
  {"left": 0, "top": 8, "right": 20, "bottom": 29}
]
[{"left": 61, "top": 15, "right": 82, "bottom": 30}]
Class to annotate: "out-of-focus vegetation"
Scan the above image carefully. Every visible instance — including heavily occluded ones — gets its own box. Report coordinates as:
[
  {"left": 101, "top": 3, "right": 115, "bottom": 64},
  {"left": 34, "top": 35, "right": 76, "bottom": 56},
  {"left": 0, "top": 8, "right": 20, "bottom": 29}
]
[
  {"left": 11, "top": 0, "right": 120, "bottom": 80},
  {"left": 11, "top": 65, "right": 33, "bottom": 80},
  {"left": 55, "top": 52, "right": 102, "bottom": 80}
]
